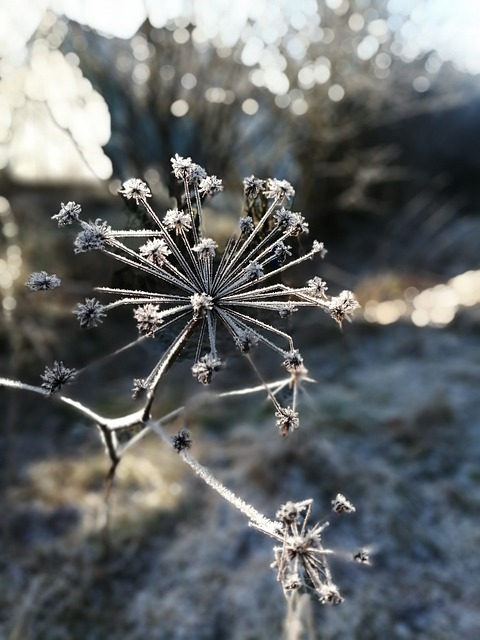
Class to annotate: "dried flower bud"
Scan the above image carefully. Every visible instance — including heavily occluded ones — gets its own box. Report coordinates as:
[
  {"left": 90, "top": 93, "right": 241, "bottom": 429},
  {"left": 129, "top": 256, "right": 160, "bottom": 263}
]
[
  {"left": 273, "top": 241, "right": 292, "bottom": 264},
  {"left": 73, "top": 298, "right": 106, "bottom": 328},
  {"left": 191, "top": 292, "right": 214, "bottom": 317},
  {"left": 353, "top": 549, "right": 370, "bottom": 564},
  {"left": 133, "top": 303, "right": 163, "bottom": 336},
  {"left": 139, "top": 237, "right": 171, "bottom": 266},
  {"left": 239, "top": 216, "right": 254, "bottom": 235},
  {"left": 234, "top": 329, "right": 259, "bottom": 354},
  {"left": 264, "top": 178, "right": 295, "bottom": 200},
  {"left": 331, "top": 493, "right": 356, "bottom": 514},
  {"left": 319, "top": 584, "right": 344, "bottom": 606},
  {"left": 282, "top": 349, "right": 304, "bottom": 373},
  {"left": 74, "top": 219, "right": 111, "bottom": 253},
  {"left": 193, "top": 238, "right": 218, "bottom": 260},
  {"left": 172, "top": 428, "right": 192, "bottom": 453},
  {"left": 245, "top": 261, "right": 264, "bottom": 281},
  {"left": 25, "top": 271, "right": 61, "bottom": 291},
  {"left": 275, "top": 406, "right": 299, "bottom": 437},
  {"left": 163, "top": 208, "right": 191, "bottom": 234},
  {"left": 276, "top": 501, "right": 301, "bottom": 525},
  {"left": 198, "top": 175, "right": 223, "bottom": 197},
  {"left": 192, "top": 354, "right": 221, "bottom": 384},
  {"left": 307, "top": 276, "right": 328, "bottom": 298},
  {"left": 132, "top": 378, "right": 148, "bottom": 399},
  {"left": 243, "top": 176, "right": 265, "bottom": 199},
  {"left": 118, "top": 178, "right": 151, "bottom": 203},
  {"left": 40, "top": 361, "right": 77, "bottom": 395},
  {"left": 328, "top": 290, "right": 360, "bottom": 327},
  {"left": 52, "top": 201, "right": 81, "bottom": 226}
]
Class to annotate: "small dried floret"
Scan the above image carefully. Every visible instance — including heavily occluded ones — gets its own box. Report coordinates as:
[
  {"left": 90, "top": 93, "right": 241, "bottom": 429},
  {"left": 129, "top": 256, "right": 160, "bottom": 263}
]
[
  {"left": 283, "top": 573, "right": 302, "bottom": 592},
  {"left": 25, "top": 271, "right": 61, "bottom": 291},
  {"left": 307, "top": 276, "right": 328, "bottom": 298},
  {"left": 193, "top": 238, "right": 218, "bottom": 259},
  {"left": 353, "top": 549, "right": 370, "bottom": 564},
  {"left": 287, "top": 212, "right": 309, "bottom": 236},
  {"left": 73, "top": 298, "right": 106, "bottom": 328},
  {"left": 273, "top": 241, "right": 292, "bottom": 264},
  {"left": 245, "top": 261, "right": 264, "bottom": 281},
  {"left": 234, "top": 328, "right": 259, "bottom": 354},
  {"left": 118, "top": 178, "right": 151, "bottom": 203},
  {"left": 172, "top": 428, "right": 192, "bottom": 453},
  {"left": 239, "top": 216, "right": 254, "bottom": 235},
  {"left": 41, "top": 361, "right": 77, "bottom": 395},
  {"left": 192, "top": 354, "right": 221, "bottom": 384},
  {"left": 264, "top": 178, "right": 295, "bottom": 200},
  {"left": 74, "top": 219, "right": 111, "bottom": 253},
  {"left": 243, "top": 175, "right": 265, "bottom": 200},
  {"left": 328, "top": 290, "right": 360, "bottom": 327},
  {"left": 132, "top": 378, "right": 148, "bottom": 399},
  {"left": 191, "top": 292, "right": 214, "bottom": 317},
  {"left": 283, "top": 349, "right": 304, "bottom": 373},
  {"left": 319, "top": 584, "right": 344, "bottom": 606},
  {"left": 275, "top": 406, "right": 299, "bottom": 437},
  {"left": 198, "top": 175, "right": 223, "bottom": 197},
  {"left": 312, "top": 240, "right": 327, "bottom": 258},
  {"left": 52, "top": 201, "right": 81, "bottom": 226},
  {"left": 171, "top": 154, "right": 206, "bottom": 183},
  {"left": 331, "top": 493, "right": 356, "bottom": 514},
  {"left": 273, "top": 208, "right": 293, "bottom": 229},
  {"left": 139, "top": 237, "right": 171, "bottom": 266},
  {"left": 163, "top": 208, "right": 191, "bottom": 234},
  {"left": 190, "top": 163, "right": 208, "bottom": 184},
  {"left": 279, "top": 305, "right": 298, "bottom": 318},
  {"left": 133, "top": 303, "right": 163, "bottom": 335},
  {"left": 276, "top": 501, "right": 301, "bottom": 525},
  {"left": 171, "top": 154, "right": 193, "bottom": 179}
]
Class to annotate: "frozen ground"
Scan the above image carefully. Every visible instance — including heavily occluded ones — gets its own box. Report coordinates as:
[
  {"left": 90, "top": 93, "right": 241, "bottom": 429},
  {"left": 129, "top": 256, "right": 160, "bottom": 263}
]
[{"left": 2, "top": 308, "right": 480, "bottom": 639}]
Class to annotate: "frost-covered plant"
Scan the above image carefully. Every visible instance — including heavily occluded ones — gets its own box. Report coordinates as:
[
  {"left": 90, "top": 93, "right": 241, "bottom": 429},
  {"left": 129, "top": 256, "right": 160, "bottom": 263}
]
[
  {"left": 1, "top": 155, "right": 361, "bottom": 612},
  {"left": 70, "top": 154, "right": 358, "bottom": 432}
]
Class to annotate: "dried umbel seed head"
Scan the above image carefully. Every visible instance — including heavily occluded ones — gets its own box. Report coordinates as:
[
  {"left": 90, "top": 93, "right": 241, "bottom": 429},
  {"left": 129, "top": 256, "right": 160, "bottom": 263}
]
[{"left": 60, "top": 154, "right": 358, "bottom": 433}]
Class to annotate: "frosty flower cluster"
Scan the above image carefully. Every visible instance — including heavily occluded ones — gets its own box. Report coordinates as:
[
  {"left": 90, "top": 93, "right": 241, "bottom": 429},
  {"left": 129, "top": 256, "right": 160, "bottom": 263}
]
[{"left": 50, "top": 155, "right": 359, "bottom": 432}]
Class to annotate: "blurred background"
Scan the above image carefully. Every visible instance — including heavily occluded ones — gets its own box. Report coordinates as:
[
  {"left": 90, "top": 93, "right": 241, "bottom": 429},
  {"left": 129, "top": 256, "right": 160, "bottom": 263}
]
[{"left": 1, "top": 1, "right": 480, "bottom": 638}]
